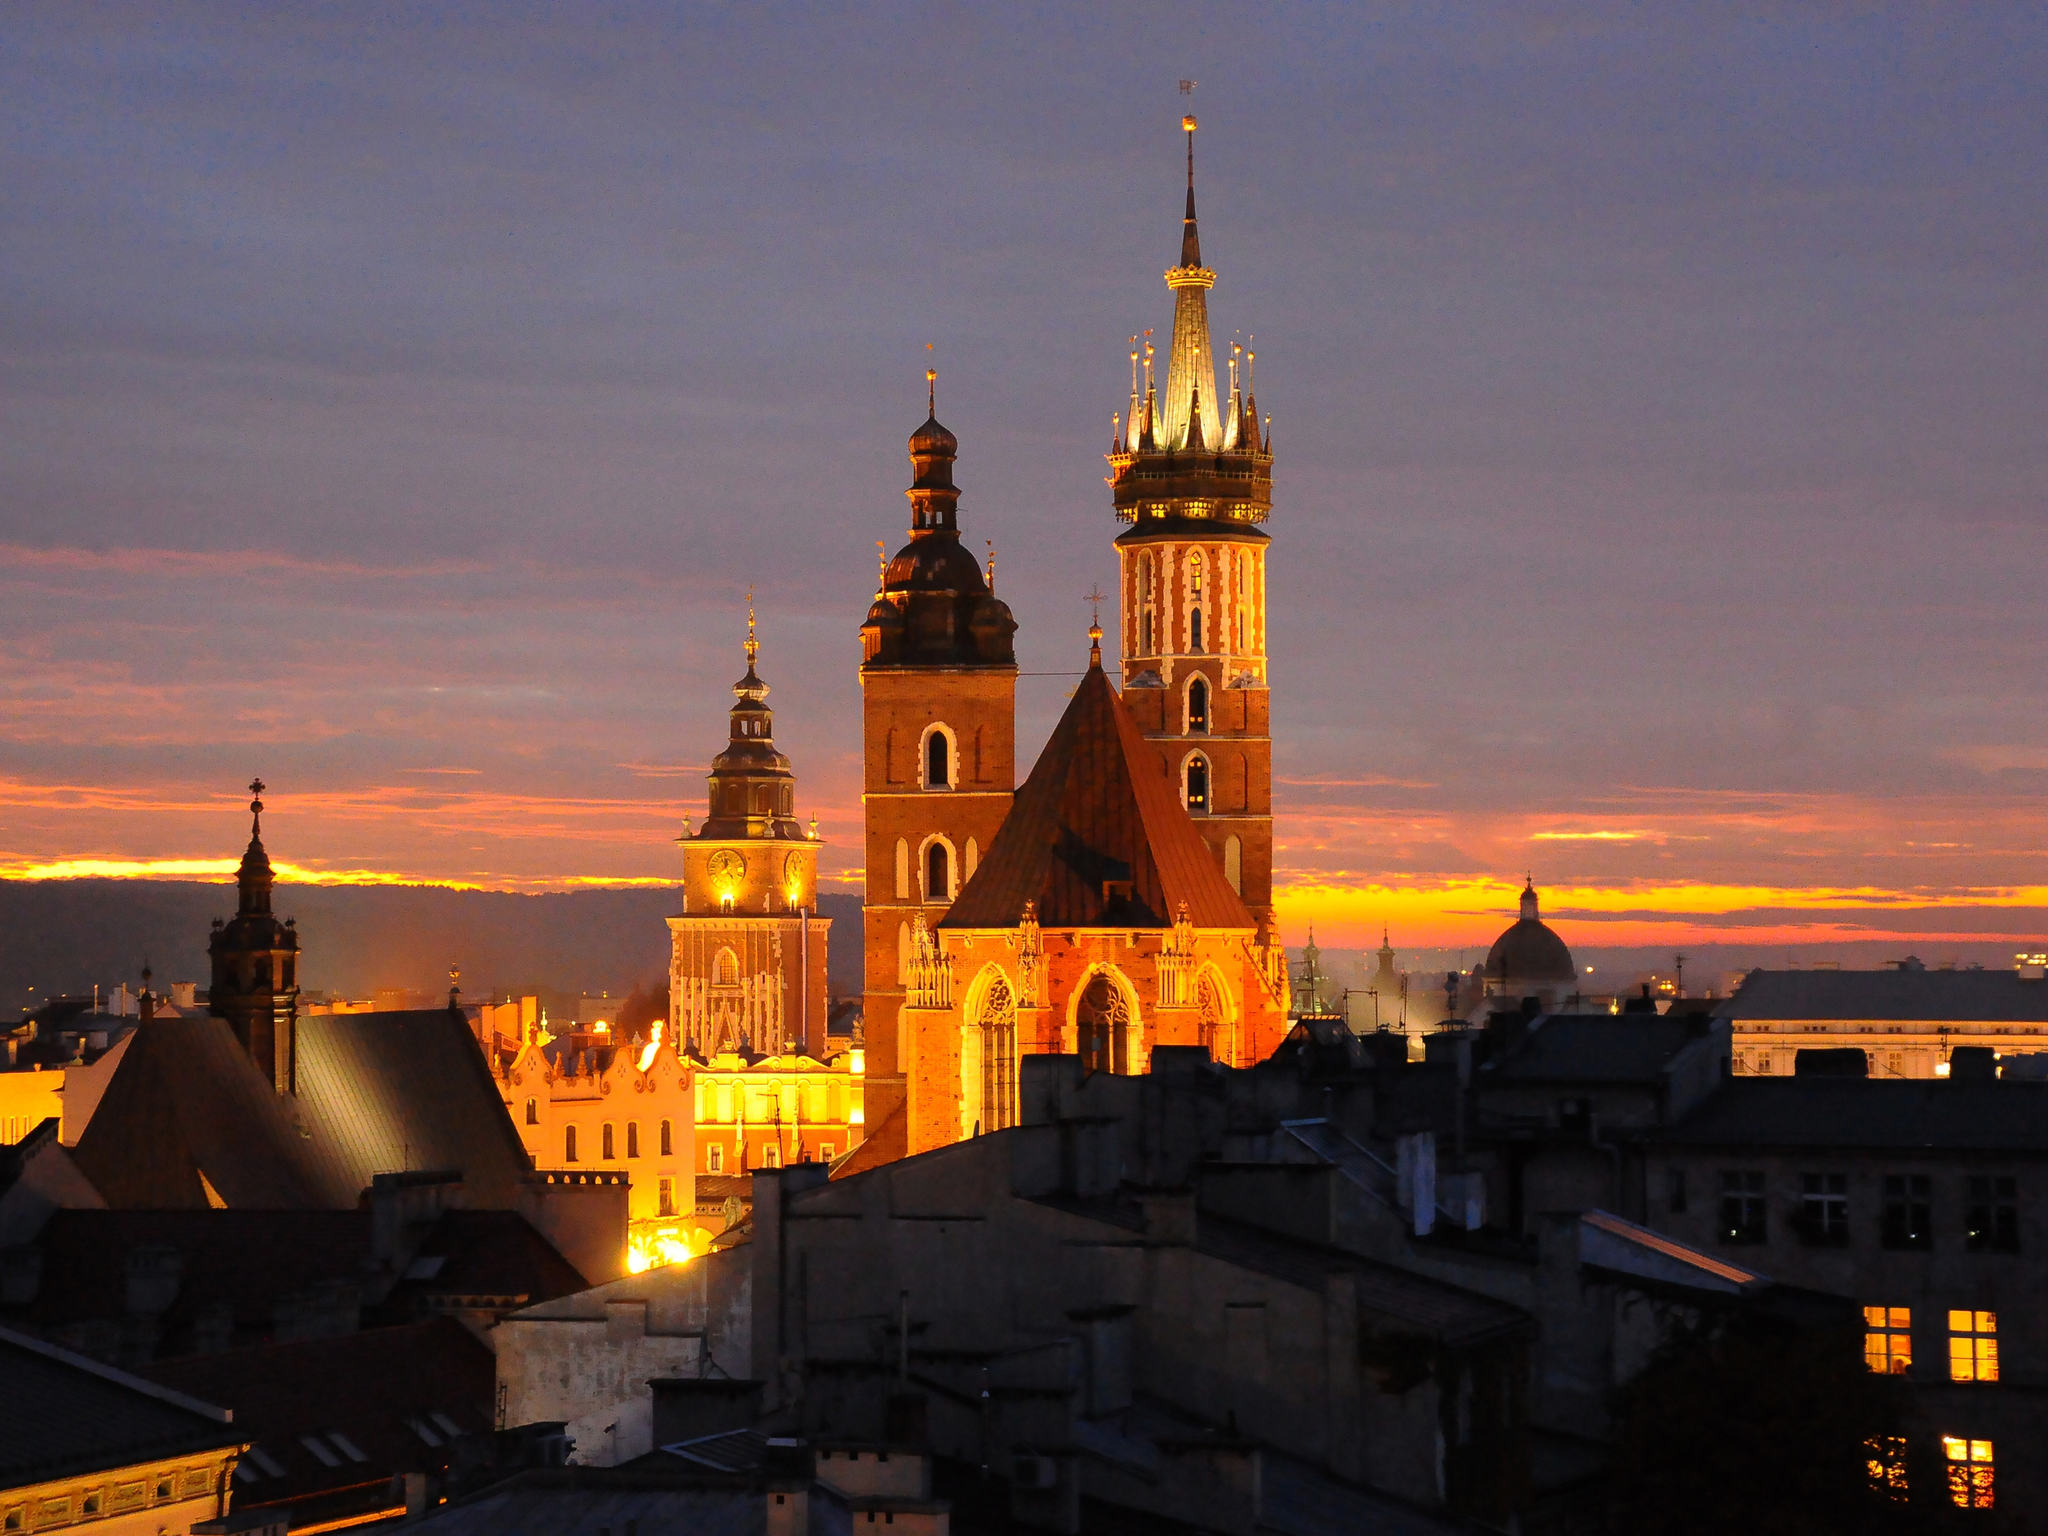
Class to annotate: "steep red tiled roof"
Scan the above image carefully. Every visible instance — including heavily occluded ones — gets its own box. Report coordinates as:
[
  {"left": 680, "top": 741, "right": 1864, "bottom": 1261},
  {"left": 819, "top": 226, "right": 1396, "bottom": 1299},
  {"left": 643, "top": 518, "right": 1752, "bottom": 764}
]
[{"left": 941, "top": 663, "right": 1254, "bottom": 931}]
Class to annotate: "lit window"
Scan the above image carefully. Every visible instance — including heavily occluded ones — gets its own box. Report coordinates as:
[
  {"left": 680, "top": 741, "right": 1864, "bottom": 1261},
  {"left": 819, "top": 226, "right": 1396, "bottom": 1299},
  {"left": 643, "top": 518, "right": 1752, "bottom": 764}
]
[
  {"left": 1189, "top": 551, "right": 1204, "bottom": 594},
  {"left": 713, "top": 949, "right": 740, "bottom": 987},
  {"left": 1863, "top": 1306, "right": 1911, "bottom": 1374},
  {"left": 1965, "top": 1176, "right": 2018, "bottom": 1252},
  {"left": 1883, "top": 1175, "right": 1932, "bottom": 1250},
  {"left": 708, "top": 1144, "right": 723, "bottom": 1173},
  {"left": 1187, "top": 677, "right": 1209, "bottom": 734},
  {"left": 1864, "top": 1435, "right": 1907, "bottom": 1501},
  {"left": 1719, "top": 1170, "right": 1766, "bottom": 1244},
  {"left": 1949, "top": 1311, "right": 1998, "bottom": 1383},
  {"left": 1185, "top": 755, "right": 1209, "bottom": 814},
  {"left": 1799, "top": 1173, "right": 1848, "bottom": 1246},
  {"left": 524, "top": 1098, "right": 537, "bottom": 1126},
  {"left": 1943, "top": 1436, "right": 1994, "bottom": 1509}
]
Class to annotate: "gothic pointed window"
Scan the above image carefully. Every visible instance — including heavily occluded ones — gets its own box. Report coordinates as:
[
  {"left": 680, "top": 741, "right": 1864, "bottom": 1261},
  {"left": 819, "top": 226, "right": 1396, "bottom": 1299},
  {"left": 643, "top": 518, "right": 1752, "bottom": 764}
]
[
  {"left": 1190, "top": 608, "right": 1204, "bottom": 651},
  {"left": 925, "top": 727, "right": 952, "bottom": 789},
  {"left": 1185, "top": 754, "right": 1210, "bottom": 814},
  {"left": 713, "top": 948, "right": 740, "bottom": 987},
  {"left": 1077, "top": 972, "right": 1132, "bottom": 1075},
  {"left": 925, "top": 840, "right": 952, "bottom": 903},
  {"left": 1188, "top": 677, "right": 1209, "bottom": 734},
  {"left": 1197, "top": 972, "right": 1234, "bottom": 1067},
  {"left": 979, "top": 976, "right": 1018, "bottom": 1132},
  {"left": 524, "top": 1098, "right": 537, "bottom": 1126},
  {"left": 1189, "top": 551, "right": 1204, "bottom": 595}
]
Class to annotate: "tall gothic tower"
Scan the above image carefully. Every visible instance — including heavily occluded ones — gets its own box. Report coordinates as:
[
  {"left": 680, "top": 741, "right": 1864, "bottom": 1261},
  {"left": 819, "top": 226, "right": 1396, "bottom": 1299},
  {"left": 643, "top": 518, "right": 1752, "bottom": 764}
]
[
  {"left": 669, "top": 607, "right": 830, "bottom": 1058},
  {"left": 1109, "top": 117, "right": 1275, "bottom": 932},
  {"left": 208, "top": 779, "right": 300, "bottom": 1094},
  {"left": 859, "top": 381, "right": 1017, "bottom": 1137}
]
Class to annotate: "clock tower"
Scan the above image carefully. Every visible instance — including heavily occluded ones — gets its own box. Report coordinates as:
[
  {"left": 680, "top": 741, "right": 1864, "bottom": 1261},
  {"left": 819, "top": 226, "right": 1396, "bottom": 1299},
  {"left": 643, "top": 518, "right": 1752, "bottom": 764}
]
[{"left": 668, "top": 604, "right": 831, "bottom": 1059}]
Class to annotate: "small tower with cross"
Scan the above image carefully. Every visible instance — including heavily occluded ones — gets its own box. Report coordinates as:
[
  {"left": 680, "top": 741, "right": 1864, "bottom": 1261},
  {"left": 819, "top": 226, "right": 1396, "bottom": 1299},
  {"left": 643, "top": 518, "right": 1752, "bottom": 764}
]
[{"left": 207, "top": 777, "right": 302, "bottom": 1094}]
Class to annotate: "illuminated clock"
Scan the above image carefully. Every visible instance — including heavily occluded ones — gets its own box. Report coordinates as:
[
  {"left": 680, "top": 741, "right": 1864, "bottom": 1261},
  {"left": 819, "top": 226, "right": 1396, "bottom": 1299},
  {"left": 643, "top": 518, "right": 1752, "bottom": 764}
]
[
  {"left": 784, "top": 852, "right": 804, "bottom": 889},
  {"left": 708, "top": 849, "right": 746, "bottom": 884}
]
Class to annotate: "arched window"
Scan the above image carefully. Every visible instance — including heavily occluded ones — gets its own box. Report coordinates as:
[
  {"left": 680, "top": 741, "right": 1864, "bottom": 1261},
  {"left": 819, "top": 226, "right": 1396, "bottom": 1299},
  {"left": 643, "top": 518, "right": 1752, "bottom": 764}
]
[
  {"left": 1142, "top": 611, "right": 1154, "bottom": 654},
  {"left": 713, "top": 948, "right": 739, "bottom": 986},
  {"left": 626, "top": 1122, "right": 640, "bottom": 1158},
  {"left": 924, "top": 727, "right": 952, "bottom": 789},
  {"left": 660, "top": 1119, "right": 673, "bottom": 1156},
  {"left": 1186, "top": 754, "right": 1210, "bottom": 814},
  {"left": 1188, "top": 677, "right": 1209, "bottom": 734},
  {"left": 925, "top": 840, "right": 952, "bottom": 903},
  {"left": 524, "top": 1098, "right": 537, "bottom": 1126},
  {"left": 1224, "top": 835, "right": 1243, "bottom": 894},
  {"left": 1189, "top": 551, "right": 1204, "bottom": 595},
  {"left": 897, "top": 921, "right": 911, "bottom": 983},
  {"left": 707, "top": 1143, "right": 723, "bottom": 1172},
  {"left": 602, "top": 1122, "right": 616, "bottom": 1159},
  {"left": 980, "top": 975, "right": 1018, "bottom": 1133},
  {"left": 965, "top": 837, "right": 979, "bottom": 880},
  {"left": 1197, "top": 971, "right": 1235, "bottom": 1067},
  {"left": 1138, "top": 554, "right": 1156, "bottom": 654},
  {"left": 1190, "top": 608, "right": 1204, "bottom": 651},
  {"left": 894, "top": 838, "right": 909, "bottom": 900},
  {"left": 1077, "top": 972, "right": 1133, "bottom": 1075},
  {"left": 564, "top": 1125, "right": 579, "bottom": 1162},
  {"left": 1236, "top": 610, "right": 1245, "bottom": 652}
]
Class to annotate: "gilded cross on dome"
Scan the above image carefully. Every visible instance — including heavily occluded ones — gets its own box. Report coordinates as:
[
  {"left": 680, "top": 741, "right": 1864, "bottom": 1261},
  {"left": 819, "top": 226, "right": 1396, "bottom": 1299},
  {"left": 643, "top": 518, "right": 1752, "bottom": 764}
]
[{"left": 744, "top": 586, "right": 759, "bottom": 669}]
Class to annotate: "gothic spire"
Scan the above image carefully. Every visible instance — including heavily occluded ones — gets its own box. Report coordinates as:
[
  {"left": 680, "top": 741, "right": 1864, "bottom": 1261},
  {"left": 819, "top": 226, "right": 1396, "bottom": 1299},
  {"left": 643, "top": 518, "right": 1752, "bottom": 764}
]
[{"left": 1159, "top": 114, "right": 1221, "bottom": 454}]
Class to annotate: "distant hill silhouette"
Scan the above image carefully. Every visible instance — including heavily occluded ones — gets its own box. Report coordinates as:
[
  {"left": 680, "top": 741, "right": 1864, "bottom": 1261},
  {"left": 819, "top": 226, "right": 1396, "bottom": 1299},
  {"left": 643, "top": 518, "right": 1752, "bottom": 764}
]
[{"left": 0, "top": 881, "right": 863, "bottom": 1017}]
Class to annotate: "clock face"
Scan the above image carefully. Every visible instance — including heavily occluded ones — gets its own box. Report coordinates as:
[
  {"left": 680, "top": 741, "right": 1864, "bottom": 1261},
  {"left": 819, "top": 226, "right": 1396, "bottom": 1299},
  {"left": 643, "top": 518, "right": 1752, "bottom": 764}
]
[
  {"left": 785, "top": 852, "right": 804, "bottom": 888},
  {"left": 708, "top": 849, "right": 746, "bottom": 884}
]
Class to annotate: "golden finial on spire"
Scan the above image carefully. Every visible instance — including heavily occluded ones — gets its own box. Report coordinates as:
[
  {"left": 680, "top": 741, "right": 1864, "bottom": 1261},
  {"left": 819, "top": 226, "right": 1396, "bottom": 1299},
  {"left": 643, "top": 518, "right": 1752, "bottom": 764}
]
[
  {"left": 925, "top": 341, "right": 936, "bottom": 416},
  {"left": 744, "top": 585, "right": 759, "bottom": 669},
  {"left": 876, "top": 540, "right": 888, "bottom": 593},
  {"left": 1084, "top": 584, "right": 1106, "bottom": 668},
  {"left": 985, "top": 540, "right": 996, "bottom": 593}
]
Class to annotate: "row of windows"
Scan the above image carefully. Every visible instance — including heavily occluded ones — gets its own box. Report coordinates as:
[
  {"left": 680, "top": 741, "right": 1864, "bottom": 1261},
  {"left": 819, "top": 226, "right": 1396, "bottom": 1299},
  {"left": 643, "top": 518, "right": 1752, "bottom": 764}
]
[
  {"left": 1862, "top": 1306, "right": 2001, "bottom": 1383},
  {"left": 546, "top": 1117, "right": 674, "bottom": 1162},
  {"left": 1699, "top": 1170, "right": 2019, "bottom": 1252},
  {"left": 1132, "top": 549, "right": 1260, "bottom": 658},
  {"left": 1866, "top": 1432, "right": 1997, "bottom": 1510},
  {"left": 701, "top": 1141, "right": 835, "bottom": 1173}
]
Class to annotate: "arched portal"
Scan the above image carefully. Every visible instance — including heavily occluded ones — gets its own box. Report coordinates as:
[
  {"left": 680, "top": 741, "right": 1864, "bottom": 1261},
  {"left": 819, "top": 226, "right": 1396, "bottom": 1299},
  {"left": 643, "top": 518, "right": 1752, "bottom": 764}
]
[
  {"left": 1075, "top": 970, "right": 1137, "bottom": 1075},
  {"left": 1197, "top": 967, "right": 1237, "bottom": 1067}
]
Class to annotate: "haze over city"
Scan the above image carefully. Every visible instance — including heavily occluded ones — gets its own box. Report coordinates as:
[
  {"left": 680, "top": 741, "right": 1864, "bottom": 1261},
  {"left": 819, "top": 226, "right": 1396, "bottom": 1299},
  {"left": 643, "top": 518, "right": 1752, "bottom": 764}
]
[{"left": 7, "top": 5, "right": 2047, "bottom": 955}]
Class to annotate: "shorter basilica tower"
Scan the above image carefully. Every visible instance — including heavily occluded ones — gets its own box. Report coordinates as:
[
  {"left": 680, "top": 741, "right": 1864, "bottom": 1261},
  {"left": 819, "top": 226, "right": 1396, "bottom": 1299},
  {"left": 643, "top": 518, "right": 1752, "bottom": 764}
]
[
  {"left": 668, "top": 607, "right": 830, "bottom": 1059},
  {"left": 208, "top": 778, "right": 300, "bottom": 1095},
  {"left": 858, "top": 379, "right": 1018, "bottom": 1141}
]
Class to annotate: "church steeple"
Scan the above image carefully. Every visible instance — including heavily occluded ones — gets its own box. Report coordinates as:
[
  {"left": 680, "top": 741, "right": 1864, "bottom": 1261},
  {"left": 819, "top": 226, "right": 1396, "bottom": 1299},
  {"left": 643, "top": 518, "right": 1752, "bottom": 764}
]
[
  {"left": 1158, "top": 114, "right": 1221, "bottom": 455},
  {"left": 208, "top": 778, "right": 299, "bottom": 1095}
]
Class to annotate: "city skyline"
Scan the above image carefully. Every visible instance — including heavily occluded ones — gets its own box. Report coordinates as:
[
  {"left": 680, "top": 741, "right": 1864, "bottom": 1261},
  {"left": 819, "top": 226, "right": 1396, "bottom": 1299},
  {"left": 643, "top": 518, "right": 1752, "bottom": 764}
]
[{"left": 7, "top": 6, "right": 2048, "bottom": 951}]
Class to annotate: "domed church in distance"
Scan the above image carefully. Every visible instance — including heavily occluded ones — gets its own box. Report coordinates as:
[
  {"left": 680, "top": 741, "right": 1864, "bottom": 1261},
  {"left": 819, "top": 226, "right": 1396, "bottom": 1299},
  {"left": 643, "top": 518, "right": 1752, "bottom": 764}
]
[{"left": 1478, "top": 880, "right": 1580, "bottom": 1013}]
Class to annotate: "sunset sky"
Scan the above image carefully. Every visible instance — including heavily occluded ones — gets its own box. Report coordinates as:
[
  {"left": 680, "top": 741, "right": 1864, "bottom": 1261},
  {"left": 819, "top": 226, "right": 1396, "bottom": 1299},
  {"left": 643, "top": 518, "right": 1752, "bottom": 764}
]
[{"left": 6, "top": 6, "right": 2048, "bottom": 956}]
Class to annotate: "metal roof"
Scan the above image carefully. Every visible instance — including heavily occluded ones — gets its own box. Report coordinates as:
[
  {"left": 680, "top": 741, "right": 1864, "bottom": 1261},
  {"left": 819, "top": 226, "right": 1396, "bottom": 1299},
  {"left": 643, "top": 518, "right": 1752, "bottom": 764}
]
[{"left": 1719, "top": 968, "right": 2048, "bottom": 1023}]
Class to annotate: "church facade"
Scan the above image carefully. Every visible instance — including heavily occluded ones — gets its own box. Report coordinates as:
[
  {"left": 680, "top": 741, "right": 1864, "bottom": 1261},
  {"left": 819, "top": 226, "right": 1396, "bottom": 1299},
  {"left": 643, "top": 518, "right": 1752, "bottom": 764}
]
[{"left": 856, "top": 118, "right": 1291, "bottom": 1162}]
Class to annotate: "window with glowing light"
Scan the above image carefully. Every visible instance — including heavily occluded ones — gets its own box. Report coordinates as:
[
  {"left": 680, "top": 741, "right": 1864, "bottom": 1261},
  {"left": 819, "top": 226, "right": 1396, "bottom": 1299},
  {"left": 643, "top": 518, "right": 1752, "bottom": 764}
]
[
  {"left": 1944, "top": 1437, "right": 1994, "bottom": 1508},
  {"left": 1949, "top": 1311, "right": 1998, "bottom": 1383},
  {"left": 1188, "top": 676, "right": 1209, "bottom": 734},
  {"left": 1189, "top": 551, "right": 1204, "bottom": 595},
  {"left": 524, "top": 1098, "right": 537, "bottom": 1126},
  {"left": 713, "top": 948, "right": 740, "bottom": 987},
  {"left": 1883, "top": 1175, "right": 1932, "bottom": 1250},
  {"left": 1965, "top": 1176, "right": 2018, "bottom": 1252},
  {"left": 1864, "top": 1306, "right": 1912, "bottom": 1374},
  {"left": 1185, "top": 754, "right": 1209, "bottom": 814}
]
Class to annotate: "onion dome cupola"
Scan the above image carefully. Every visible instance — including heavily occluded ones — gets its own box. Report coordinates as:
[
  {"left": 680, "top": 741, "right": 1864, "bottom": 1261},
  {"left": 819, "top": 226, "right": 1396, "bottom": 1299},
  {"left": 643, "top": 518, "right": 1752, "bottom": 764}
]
[
  {"left": 207, "top": 779, "right": 301, "bottom": 1095},
  {"left": 861, "top": 370, "right": 1017, "bottom": 669},
  {"left": 693, "top": 602, "right": 808, "bottom": 843}
]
